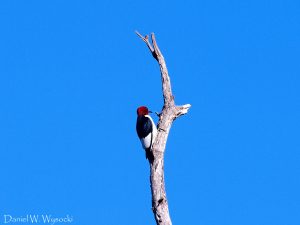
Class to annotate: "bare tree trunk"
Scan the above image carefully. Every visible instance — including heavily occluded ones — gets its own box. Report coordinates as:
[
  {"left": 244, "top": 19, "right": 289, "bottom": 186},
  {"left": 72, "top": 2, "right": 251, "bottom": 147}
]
[{"left": 136, "top": 32, "right": 191, "bottom": 225}]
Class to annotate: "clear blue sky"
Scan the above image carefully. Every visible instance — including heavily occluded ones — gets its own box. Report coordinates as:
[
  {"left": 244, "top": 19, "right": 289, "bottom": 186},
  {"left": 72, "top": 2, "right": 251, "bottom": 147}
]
[{"left": 0, "top": 1, "right": 299, "bottom": 225}]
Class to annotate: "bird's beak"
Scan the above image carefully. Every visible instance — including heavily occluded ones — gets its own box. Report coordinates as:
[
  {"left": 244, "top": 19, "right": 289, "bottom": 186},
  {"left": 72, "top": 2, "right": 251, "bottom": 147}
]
[{"left": 149, "top": 110, "right": 153, "bottom": 113}]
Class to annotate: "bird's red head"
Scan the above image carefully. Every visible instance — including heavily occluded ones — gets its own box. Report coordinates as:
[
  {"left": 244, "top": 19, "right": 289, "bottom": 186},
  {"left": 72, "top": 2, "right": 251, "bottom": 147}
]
[{"left": 137, "top": 106, "right": 149, "bottom": 116}]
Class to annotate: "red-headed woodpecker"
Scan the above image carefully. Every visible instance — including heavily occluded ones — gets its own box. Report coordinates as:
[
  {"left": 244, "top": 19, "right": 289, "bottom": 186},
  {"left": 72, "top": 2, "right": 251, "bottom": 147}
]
[{"left": 136, "top": 106, "right": 157, "bottom": 161}]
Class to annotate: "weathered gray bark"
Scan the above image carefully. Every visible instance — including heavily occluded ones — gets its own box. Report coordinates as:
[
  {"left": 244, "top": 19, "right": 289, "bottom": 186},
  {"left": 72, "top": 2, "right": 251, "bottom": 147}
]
[{"left": 136, "top": 32, "right": 191, "bottom": 225}]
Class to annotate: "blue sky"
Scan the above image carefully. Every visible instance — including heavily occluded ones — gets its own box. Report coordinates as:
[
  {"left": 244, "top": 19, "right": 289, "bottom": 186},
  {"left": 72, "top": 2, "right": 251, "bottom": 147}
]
[{"left": 0, "top": 0, "right": 299, "bottom": 225}]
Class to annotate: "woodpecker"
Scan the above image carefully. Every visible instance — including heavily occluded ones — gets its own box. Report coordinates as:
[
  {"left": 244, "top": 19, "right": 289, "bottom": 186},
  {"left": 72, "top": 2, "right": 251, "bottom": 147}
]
[{"left": 136, "top": 106, "right": 157, "bottom": 161}]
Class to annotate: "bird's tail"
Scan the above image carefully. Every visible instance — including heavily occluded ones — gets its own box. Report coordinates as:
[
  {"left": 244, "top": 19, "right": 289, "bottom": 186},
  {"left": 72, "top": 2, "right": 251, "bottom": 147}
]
[{"left": 145, "top": 148, "right": 154, "bottom": 163}]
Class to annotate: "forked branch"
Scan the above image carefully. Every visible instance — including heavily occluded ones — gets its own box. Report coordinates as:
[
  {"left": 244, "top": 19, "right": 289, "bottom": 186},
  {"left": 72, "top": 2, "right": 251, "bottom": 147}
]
[{"left": 136, "top": 31, "right": 191, "bottom": 225}]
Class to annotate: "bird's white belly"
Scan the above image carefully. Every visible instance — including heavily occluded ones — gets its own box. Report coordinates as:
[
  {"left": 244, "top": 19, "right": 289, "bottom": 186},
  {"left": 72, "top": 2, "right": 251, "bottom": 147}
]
[{"left": 141, "top": 133, "right": 152, "bottom": 149}]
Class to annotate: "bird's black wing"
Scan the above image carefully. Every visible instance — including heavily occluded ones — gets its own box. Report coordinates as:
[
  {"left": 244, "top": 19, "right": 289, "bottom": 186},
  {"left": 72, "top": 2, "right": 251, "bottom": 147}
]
[{"left": 136, "top": 116, "right": 153, "bottom": 139}]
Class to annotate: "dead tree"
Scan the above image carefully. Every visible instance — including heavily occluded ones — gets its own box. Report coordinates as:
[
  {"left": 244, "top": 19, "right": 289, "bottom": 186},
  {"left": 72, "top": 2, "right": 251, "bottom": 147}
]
[{"left": 136, "top": 31, "right": 191, "bottom": 225}]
